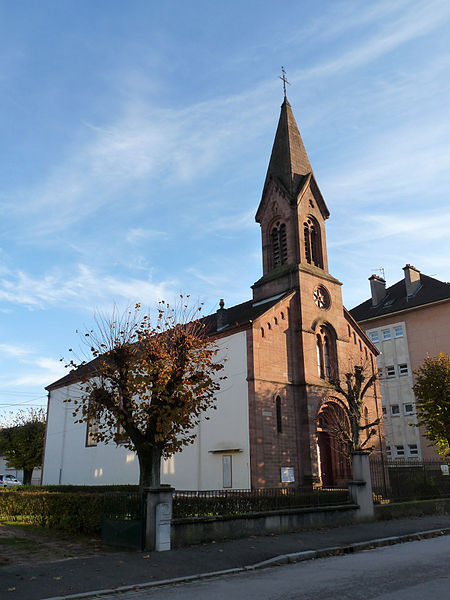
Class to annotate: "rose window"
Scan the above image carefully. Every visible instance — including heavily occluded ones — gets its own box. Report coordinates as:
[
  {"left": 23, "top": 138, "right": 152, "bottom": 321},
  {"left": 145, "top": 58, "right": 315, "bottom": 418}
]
[{"left": 313, "top": 286, "right": 330, "bottom": 310}]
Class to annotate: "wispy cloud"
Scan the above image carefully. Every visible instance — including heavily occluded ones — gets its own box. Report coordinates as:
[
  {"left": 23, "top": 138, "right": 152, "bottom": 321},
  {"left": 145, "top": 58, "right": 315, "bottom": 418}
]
[
  {"left": 292, "top": 0, "right": 450, "bottom": 81},
  {"left": 11, "top": 357, "right": 66, "bottom": 387},
  {"left": 5, "top": 1, "right": 449, "bottom": 245},
  {"left": 204, "top": 209, "right": 255, "bottom": 235},
  {"left": 325, "top": 124, "right": 450, "bottom": 203},
  {"left": 329, "top": 210, "right": 450, "bottom": 249},
  {"left": 0, "top": 343, "right": 32, "bottom": 358},
  {"left": 0, "top": 264, "right": 176, "bottom": 311},
  {"left": 126, "top": 227, "right": 169, "bottom": 244},
  {"left": 362, "top": 213, "right": 450, "bottom": 241},
  {"left": 4, "top": 86, "right": 274, "bottom": 240}
]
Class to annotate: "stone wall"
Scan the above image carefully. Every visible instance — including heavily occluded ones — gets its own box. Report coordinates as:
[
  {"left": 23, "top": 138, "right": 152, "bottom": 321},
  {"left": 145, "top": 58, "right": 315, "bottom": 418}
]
[{"left": 171, "top": 504, "right": 358, "bottom": 547}]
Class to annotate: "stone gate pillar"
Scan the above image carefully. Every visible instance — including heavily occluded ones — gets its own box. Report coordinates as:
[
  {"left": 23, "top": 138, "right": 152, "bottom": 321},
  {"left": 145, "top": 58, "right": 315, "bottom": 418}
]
[
  {"left": 348, "top": 451, "right": 374, "bottom": 520},
  {"left": 144, "top": 486, "right": 174, "bottom": 551}
]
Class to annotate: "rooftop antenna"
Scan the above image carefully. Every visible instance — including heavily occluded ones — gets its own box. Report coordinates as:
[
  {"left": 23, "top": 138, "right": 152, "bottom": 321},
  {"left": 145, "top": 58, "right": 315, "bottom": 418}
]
[
  {"left": 372, "top": 267, "right": 386, "bottom": 280},
  {"left": 279, "top": 66, "right": 291, "bottom": 99}
]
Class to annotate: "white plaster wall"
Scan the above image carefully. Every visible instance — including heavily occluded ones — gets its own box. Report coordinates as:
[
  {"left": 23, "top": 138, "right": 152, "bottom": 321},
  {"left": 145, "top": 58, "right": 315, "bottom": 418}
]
[
  {"left": 42, "top": 383, "right": 140, "bottom": 485},
  {"left": 366, "top": 322, "right": 421, "bottom": 459},
  {"left": 43, "top": 330, "right": 250, "bottom": 490}
]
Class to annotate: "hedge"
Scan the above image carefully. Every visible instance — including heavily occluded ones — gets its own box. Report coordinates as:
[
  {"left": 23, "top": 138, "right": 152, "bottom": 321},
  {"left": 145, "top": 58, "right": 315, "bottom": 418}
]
[
  {"left": 0, "top": 491, "right": 103, "bottom": 534},
  {"left": 19, "top": 484, "right": 139, "bottom": 494}
]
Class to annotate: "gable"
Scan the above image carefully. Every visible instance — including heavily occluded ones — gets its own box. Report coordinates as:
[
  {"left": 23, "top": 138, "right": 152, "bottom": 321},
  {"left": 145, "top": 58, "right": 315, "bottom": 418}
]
[
  {"left": 296, "top": 174, "right": 330, "bottom": 221},
  {"left": 255, "top": 176, "right": 297, "bottom": 224}
]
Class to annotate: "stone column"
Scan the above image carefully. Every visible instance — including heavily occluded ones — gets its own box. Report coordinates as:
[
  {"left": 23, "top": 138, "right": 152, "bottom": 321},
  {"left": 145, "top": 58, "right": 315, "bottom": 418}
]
[
  {"left": 144, "top": 486, "right": 174, "bottom": 551},
  {"left": 348, "top": 451, "right": 374, "bottom": 520}
]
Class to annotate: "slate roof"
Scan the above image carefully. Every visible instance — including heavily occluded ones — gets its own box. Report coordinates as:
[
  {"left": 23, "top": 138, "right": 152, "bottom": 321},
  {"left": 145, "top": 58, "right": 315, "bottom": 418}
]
[
  {"left": 349, "top": 274, "right": 450, "bottom": 323},
  {"left": 46, "top": 293, "right": 289, "bottom": 392}
]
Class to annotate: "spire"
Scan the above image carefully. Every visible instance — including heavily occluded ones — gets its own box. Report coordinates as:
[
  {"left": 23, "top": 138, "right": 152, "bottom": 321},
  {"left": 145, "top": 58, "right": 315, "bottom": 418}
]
[{"left": 263, "top": 98, "right": 313, "bottom": 199}]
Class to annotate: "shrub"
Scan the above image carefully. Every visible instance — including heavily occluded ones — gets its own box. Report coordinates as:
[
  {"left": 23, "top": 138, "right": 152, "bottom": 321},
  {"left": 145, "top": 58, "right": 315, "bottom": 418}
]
[
  {"left": 19, "top": 484, "right": 139, "bottom": 494},
  {"left": 0, "top": 490, "right": 103, "bottom": 534}
]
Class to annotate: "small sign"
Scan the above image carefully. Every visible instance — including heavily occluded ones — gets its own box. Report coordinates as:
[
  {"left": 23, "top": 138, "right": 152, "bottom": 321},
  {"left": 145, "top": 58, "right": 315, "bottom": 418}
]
[
  {"left": 440, "top": 464, "right": 449, "bottom": 476},
  {"left": 281, "top": 467, "right": 295, "bottom": 483},
  {"left": 155, "top": 502, "right": 172, "bottom": 552}
]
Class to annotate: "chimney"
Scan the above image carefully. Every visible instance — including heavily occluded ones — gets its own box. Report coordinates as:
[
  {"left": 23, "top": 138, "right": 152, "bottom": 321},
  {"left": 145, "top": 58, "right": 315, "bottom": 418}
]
[
  {"left": 369, "top": 274, "right": 386, "bottom": 307},
  {"left": 403, "top": 264, "right": 421, "bottom": 297},
  {"left": 217, "top": 299, "right": 227, "bottom": 330}
]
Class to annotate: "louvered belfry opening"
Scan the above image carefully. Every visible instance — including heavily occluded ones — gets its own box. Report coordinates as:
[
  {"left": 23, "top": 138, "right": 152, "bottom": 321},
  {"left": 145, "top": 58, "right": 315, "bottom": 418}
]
[
  {"left": 304, "top": 217, "right": 323, "bottom": 268},
  {"left": 271, "top": 222, "right": 288, "bottom": 267}
]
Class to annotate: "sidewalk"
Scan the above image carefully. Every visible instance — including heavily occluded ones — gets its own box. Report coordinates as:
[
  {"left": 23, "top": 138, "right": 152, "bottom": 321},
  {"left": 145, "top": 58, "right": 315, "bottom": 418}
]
[{"left": 1, "top": 514, "right": 449, "bottom": 600}]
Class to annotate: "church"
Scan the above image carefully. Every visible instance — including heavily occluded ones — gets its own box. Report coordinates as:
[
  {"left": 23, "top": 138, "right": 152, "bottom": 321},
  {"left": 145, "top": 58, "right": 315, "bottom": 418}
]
[{"left": 42, "top": 97, "right": 383, "bottom": 490}]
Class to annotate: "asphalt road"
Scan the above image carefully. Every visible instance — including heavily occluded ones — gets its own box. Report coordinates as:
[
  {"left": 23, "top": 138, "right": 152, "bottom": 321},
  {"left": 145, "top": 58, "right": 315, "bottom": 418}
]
[{"left": 96, "top": 535, "right": 450, "bottom": 600}]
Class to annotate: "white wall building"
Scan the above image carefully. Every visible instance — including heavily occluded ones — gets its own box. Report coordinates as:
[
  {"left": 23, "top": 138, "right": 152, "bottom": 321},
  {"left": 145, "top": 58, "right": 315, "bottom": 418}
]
[
  {"left": 364, "top": 322, "right": 420, "bottom": 459},
  {"left": 43, "top": 331, "right": 252, "bottom": 490},
  {"left": 351, "top": 266, "right": 450, "bottom": 460}
]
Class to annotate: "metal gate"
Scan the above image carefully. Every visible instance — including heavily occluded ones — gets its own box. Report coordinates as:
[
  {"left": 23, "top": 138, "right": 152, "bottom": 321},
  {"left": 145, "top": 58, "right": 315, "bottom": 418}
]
[{"left": 102, "top": 491, "right": 146, "bottom": 550}]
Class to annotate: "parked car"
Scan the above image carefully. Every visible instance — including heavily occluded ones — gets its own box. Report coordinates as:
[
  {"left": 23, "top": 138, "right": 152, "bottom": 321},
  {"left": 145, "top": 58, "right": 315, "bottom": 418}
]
[{"left": 0, "top": 474, "right": 22, "bottom": 487}]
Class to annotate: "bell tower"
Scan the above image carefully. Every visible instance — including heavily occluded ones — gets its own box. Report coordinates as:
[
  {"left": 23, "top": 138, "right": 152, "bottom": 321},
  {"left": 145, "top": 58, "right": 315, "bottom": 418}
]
[
  {"left": 246, "top": 94, "right": 382, "bottom": 490},
  {"left": 253, "top": 98, "right": 331, "bottom": 302}
]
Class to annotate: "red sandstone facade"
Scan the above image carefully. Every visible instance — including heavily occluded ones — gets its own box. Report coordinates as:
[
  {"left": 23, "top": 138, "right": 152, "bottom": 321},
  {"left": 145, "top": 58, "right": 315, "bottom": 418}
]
[{"left": 241, "top": 99, "right": 382, "bottom": 488}]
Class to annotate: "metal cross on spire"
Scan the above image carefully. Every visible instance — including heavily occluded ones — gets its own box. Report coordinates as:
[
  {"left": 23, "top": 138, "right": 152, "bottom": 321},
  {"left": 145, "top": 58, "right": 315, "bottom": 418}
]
[{"left": 279, "top": 66, "right": 291, "bottom": 99}]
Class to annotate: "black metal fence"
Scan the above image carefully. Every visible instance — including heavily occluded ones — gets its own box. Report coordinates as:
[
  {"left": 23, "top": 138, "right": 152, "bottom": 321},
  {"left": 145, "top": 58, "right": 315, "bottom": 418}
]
[
  {"left": 102, "top": 491, "right": 146, "bottom": 549},
  {"left": 173, "top": 487, "right": 351, "bottom": 518},
  {"left": 370, "top": 458, "right": 450, "bottom": 503}
]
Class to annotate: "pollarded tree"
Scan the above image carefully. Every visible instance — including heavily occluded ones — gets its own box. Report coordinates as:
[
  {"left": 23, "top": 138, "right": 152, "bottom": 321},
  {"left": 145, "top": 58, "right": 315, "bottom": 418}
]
[
  {"left": 0, "top": 408, "right": 46, "bottom": 485},
  {"left": 413, "top": 353, "right": 450, "bottom": 456},
  {"left": 329, "top": 364, "right": 381, "bottom": 454},
  {"left": 66, "top": 299, "right": 224, "bottom": 489}
]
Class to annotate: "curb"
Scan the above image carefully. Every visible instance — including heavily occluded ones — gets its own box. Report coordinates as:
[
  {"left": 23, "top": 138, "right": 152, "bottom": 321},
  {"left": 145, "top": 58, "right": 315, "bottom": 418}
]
[{"left": 44, "top": 527, "right": 450, "bottom": 600}]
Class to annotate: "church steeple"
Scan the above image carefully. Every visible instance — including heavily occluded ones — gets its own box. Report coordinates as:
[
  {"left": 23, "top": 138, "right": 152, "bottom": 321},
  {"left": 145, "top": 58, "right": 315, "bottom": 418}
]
[
  {"left": 253, "top": 98, "right": 332, "bottom": 302},
  {"left": 262, "top": 98, "right": 313, "bottom": 200}
]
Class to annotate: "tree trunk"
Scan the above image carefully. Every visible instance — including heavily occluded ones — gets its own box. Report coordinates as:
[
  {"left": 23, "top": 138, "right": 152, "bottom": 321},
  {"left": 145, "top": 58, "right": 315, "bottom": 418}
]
[
  {"left": 137, "top": 446, "right": 163, "bottom": 489},
  {"left": 22, "top": 469, "right": 33, "bottom": 485}
]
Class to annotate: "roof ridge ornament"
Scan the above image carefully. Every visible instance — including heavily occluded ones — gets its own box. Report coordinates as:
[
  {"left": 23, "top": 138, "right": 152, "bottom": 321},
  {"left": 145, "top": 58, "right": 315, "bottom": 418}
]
[{"left": 279, "top": 66, "right": 290, "bottom": 100}]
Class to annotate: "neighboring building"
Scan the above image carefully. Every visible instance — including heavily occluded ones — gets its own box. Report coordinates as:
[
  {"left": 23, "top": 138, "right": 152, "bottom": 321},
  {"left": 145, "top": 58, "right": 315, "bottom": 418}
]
[
  {"left": 350, "top": 266, "right": 450, "bottom": 460},
  {"left": 42, "top": 97, "right": 382, "bottom": 490},
  {"left": 0, "top": 456, "right": 42, "bottom": 485}
]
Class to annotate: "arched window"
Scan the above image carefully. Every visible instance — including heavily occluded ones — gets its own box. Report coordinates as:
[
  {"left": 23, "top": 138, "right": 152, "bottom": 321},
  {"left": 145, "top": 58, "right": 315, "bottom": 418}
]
[
  {"left": 276, "top": 396, "right": 282, "bottom": 434},
  {"left": 271, "top": 222, "right": 288, "bottom": 267},
  {"left": 303, "top": 217, "right": 323, "bottom": 268},
  {"left": 304, "top": 223, "right": 311, "bottom": 263},
  {"left": 316, "top": 335, "right": 323, "bottom": 378},
  {"left": 316, "top": 324, "right": 338, "bottom": 380},
  {"left": 324, "top": 336, "right": 330, "bottom": 378}
]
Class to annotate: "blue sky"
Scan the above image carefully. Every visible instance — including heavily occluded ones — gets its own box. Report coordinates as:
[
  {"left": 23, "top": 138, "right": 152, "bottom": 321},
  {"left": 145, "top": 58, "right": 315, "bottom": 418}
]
[{"left": 0, "top": 0, "right": 449, "bottom": 417}]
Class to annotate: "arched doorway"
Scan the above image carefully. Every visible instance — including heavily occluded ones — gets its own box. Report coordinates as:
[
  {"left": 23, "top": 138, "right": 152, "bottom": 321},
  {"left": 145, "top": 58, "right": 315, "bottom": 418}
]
[{"left": 316, "top": 399, "right": 352, "bottom": 487}]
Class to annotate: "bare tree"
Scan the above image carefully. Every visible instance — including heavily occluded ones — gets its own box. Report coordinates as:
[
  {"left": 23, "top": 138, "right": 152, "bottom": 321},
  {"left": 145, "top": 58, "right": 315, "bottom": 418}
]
[
  {"left": 66, "top": 298, "right": 224, "bottom": 488},
  {"left": 329, "top": 364, "right": 380, "bottom": 454}
]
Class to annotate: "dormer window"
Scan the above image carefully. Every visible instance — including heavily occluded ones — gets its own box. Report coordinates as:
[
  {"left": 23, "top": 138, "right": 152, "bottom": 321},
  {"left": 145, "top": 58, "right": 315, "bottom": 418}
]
[
  {"left": 271, "top": 222, "right": 288, "bottom": 267},
  {"left": 303, "top": 217, "right": 323, "bottom": 268}
]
